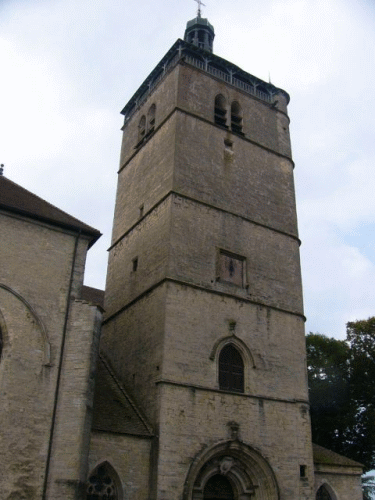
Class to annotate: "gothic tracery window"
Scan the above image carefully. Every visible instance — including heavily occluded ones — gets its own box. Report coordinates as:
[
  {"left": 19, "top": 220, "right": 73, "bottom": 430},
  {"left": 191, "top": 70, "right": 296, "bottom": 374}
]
[
  {"left": 86, "top": 463, "right": 119, "bottom": 500},
  {"left": 219, "top": 344, "right": 244, "bottom": 393}
]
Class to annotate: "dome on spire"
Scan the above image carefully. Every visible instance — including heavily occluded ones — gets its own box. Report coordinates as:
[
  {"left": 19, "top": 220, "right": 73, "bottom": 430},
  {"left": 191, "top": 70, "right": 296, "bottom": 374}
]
[{"left": 184, "top": 15, "right": 215, "bottom": 53}]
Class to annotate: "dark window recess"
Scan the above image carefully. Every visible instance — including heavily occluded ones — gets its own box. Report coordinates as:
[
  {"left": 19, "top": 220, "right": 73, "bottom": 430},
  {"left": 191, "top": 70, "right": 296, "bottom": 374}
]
[
  {"left": 86, "top": 465, "right": 118, "bottom": 500},
  {"left": 316, "top": 485, "right": 332, "bottom": 500},
  {"left": 138, "top": 115, "right": 146, "bottom": 144},
  {"left": 132, "top": 257, "right": 138, "bottom": 272},
  {"left": 147, "top": 104, "right": 156, "bottom": 133},
  {"left": 231, "top": 101, "right": 243, "bottom": 134},
  {"left": 204, "top": 474, "right": 235, "bottom": 500},
  {"left": 300, "top": 465, "right": 307, "bottom": 478},
  {"left": 219, "top": 344, "right": 244, "bottom": 393},
  {"left": 214, "top": 95, "right": 227, "bottom": 127},
  {"left": 139, "top": 205, "right": 144, "bottom": 218}
]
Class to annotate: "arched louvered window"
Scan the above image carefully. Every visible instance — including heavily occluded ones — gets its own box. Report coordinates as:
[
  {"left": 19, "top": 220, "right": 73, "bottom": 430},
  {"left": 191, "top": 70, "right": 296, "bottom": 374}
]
[
  {"left": 86, "top": 463, "right": 120, "bottom": 500},
  {"left": 204, "top": 474, "right": 235, "bottom": 500},
  {"left": 214, "top": 94, "right": 227, "bottom": 127},
  {"left": 138, "top": 115, "right": 146, "bottom": 144},
  {"left": 231, "top": 101, "right": 243, "bottom": 134},
  {"left": 198, "top": 30, "right": 206, "bottom": 49},
  {"left": 316, "top": 485, "right": 333, "bottom": 500},
  {"left": 147, "top": 104, "right": 156, "bottom": 134},
  {"left": 219, "top": 344, "right": 244, "bottom": 393}
]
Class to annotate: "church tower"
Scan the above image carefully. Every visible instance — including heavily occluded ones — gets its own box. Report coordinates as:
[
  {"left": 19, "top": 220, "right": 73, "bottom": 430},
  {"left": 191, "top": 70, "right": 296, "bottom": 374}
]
[{"left": 101, "top": 12, "right": 314, "bottom": 500}]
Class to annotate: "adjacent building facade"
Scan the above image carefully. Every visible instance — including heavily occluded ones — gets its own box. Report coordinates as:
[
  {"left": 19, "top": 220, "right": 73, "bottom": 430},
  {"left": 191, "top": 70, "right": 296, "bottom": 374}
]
[{"left": 0, "top": 15, "right": 363, "bottom": 500}]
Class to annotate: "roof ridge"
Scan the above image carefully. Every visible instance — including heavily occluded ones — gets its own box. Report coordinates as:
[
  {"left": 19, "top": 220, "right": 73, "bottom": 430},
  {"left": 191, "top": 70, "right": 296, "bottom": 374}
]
[
  {"left": 0, "top": 176, "right": 101, "bottom": 246},
  {"left": 313, "top": 443, "right": 363, "bottom": 468},
  {"left": 0, "top": 176, "right": 99, "bottom": 234}
]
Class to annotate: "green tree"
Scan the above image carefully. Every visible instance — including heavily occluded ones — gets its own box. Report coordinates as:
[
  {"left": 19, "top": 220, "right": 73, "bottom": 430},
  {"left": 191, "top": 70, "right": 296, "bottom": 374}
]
[
  {"left": 346, "top": 318, "right": 375, "bottom": 470},
  {"left": 362, "top": 475, "right": 375, "bottom": 500},
  {"left": 306, "top": 317, "right": 375, "bottom": 472}
]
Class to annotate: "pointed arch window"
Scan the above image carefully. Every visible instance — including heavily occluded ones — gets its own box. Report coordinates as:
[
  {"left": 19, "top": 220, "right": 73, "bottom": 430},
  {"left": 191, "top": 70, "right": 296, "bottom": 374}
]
[
  {"left": 231, "top": 101, "right": 243, "bottom": 134},
  {"left": 214, "top": 94, "right": 227, "bottom": 128},
  {"left": 86, "top": 463, "right": 120, "bottom": 500},
  {"left": 219, "top": 344, "right": 244, "bottom": 393}
]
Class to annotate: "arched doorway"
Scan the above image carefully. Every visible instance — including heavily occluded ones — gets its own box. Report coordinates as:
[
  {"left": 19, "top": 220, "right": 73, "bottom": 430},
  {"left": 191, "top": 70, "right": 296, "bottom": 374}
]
[
  {"left": 204, "top": 475, "right": 234, "bottom": 500},
  {"left": 183, "top": 441, "right": 279, "bottom": 500},
  {"left": 316, "top": 484, "right": 333, "bottom": 500}
]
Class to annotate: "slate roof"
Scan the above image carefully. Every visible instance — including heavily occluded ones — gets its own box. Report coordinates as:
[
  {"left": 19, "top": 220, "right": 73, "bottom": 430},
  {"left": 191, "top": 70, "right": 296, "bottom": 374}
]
[
  {"left": 92, "top": 354, "right": 153, "bottom": 437},
  {"left": 0, "top": 175, "right": 101, "bottom": 247},
  {"left": 313, "top": 443, "right": 363, "bottom": 468},
  {"left": 81, "top": 285, "right": 105, "bottom": 310}
]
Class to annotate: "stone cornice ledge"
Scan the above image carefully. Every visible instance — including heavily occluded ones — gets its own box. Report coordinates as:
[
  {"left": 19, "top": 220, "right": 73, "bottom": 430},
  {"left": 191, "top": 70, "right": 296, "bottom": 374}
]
[{"left": 156, "top": 378, "right": 309, "bottom": 406}]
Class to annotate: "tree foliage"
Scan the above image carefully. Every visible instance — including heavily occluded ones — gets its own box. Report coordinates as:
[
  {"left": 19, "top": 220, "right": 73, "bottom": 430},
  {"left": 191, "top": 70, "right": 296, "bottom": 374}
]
[
  {"left": 362, "top": 475, "right": 375, "bottom": 500},
  {"left": 306, "top": 317, "right": 375, "bottom": 472}
]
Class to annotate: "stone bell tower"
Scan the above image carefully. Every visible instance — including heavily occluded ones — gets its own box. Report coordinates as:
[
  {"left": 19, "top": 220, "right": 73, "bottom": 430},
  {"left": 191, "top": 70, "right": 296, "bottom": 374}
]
[{"left": 101, "top": 12, "right": 314, "bottom": 500}]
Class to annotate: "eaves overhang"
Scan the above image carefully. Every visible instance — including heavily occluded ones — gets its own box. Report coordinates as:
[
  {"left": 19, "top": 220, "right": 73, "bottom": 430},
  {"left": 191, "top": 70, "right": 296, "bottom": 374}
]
[{"left": 120, "top": 39, "right": 290, "bottom": 123}]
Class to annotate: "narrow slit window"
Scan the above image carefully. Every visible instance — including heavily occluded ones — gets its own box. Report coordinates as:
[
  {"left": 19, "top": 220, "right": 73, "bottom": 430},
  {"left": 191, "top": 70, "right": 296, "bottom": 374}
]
[
  {"left": 139, "top": 204, "right": 144, "bottom": 218},
  {"left": 132, "top": 257, "right": 138, "bottom": 272},
  {"left": 219, "top": 344, "right": 244, "bottom": 393},
  {"left": 214, "top": 94, "right": 227, "bottom": 128},
  {"left": 231, "top": 101, "right": 243, "bottom": 134}
]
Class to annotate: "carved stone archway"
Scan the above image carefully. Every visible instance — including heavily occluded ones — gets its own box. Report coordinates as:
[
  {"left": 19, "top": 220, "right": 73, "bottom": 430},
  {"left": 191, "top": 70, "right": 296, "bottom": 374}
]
[{"left": 183, "top": 441, "right": 279, "bottom": 500}]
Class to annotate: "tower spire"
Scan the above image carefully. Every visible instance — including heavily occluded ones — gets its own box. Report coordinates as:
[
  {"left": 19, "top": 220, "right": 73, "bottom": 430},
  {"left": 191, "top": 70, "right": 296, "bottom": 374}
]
[
  {"left": 194, "top": 0, "right": 206, "bottom": 17},
  {"left": 185, "top": 1, "right": 215, "bottom": 52}
]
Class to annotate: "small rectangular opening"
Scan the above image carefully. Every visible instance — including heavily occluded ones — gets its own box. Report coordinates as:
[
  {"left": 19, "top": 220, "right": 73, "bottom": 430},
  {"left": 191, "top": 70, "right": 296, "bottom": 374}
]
[
  {"left": 139, "top": 205, "right": 144, "bottom": 218},
  {"left": 300, "top": 465, "right": 307, "bottom": 478},
  {"left": 132, "top": 257, "right": 138, "bottom": 272}
]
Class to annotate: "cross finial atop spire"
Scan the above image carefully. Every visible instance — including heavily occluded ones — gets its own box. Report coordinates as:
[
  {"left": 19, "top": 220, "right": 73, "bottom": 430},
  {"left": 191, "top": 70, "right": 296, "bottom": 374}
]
[{"left": 194, "top": 0, "right": 206, "bottom": 17}]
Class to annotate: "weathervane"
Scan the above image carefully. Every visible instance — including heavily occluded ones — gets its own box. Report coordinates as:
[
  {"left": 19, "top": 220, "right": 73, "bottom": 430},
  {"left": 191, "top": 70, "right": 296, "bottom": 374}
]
[{"left": 194, "top": 0, "right": 206, "bottom": 17}]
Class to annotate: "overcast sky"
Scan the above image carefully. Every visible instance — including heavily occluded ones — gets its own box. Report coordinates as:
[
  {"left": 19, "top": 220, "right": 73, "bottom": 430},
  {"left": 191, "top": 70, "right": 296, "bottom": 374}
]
[{"left": 1, "top": 0, "right": 374, "bottom": 339}]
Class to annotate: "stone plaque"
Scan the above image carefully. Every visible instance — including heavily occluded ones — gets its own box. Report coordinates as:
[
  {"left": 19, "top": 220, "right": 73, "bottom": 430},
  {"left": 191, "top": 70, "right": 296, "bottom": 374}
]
[{"left": 218, "top": 251, "right": 244, "bottom": 287}]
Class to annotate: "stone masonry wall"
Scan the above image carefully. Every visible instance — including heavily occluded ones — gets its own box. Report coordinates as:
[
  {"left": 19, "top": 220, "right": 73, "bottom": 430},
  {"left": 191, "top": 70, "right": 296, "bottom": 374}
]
[
  {"left": 177, "top": 62, "right": 292, "bottom": 159},
  {"left": 174, "top": 110, "right": 298, "bottom": 237},
  {"left": 314, "top": 469, "right": 363, "bottom": 500},
  {"left": 46, "top": 300, "right": 102, "bottom": 500},
  {"left": 169, "top": 194, "right": 303, "bottom": 314},
  {"left": 156, "top": 384, "right": 314, "bottom": 500},
  {"left": 88, "top": 432, "right": 152, "bottom": 500},
  {"left": 0, "top": 211, "right": 92, "bottom": 500}
]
